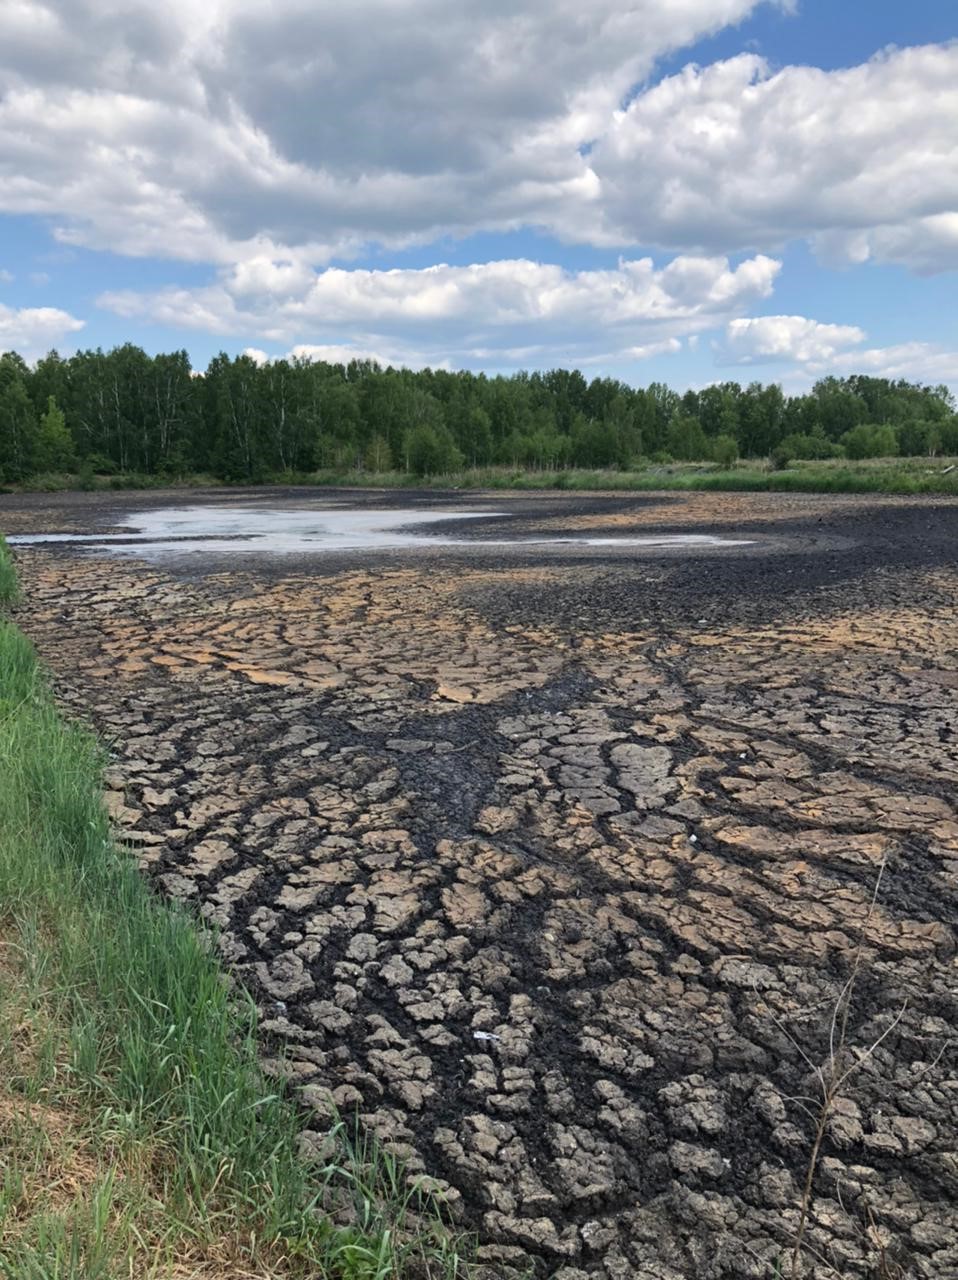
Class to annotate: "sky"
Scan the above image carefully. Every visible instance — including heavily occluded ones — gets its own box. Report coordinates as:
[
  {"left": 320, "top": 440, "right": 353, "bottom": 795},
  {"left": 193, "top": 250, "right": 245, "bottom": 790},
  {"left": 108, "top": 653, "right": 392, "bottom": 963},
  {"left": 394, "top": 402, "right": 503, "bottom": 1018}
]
[{"left": 0, "top": 0, "right": 956, "bottom": 393}]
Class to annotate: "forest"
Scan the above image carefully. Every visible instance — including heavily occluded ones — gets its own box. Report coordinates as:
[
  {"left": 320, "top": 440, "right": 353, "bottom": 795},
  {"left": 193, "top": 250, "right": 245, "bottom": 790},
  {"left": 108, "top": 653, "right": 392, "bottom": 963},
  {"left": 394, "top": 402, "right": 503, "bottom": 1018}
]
[{"left": 0, "top": 344, "right": 956, "bottom": 483}]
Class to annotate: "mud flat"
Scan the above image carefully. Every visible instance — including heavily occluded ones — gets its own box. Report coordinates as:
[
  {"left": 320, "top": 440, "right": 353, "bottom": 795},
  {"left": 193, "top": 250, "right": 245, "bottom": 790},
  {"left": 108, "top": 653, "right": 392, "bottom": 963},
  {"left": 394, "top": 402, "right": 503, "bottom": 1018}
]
[{"left": 3, "top": 486, "right": 958, "bottom": 1278}]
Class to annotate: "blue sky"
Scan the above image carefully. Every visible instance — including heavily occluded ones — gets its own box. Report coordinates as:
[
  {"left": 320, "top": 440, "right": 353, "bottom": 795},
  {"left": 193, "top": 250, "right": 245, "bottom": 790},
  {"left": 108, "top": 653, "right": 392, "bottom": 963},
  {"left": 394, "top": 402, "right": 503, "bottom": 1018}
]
[{"left": 0, "top": 1, "right": 956, "bottom": 392}]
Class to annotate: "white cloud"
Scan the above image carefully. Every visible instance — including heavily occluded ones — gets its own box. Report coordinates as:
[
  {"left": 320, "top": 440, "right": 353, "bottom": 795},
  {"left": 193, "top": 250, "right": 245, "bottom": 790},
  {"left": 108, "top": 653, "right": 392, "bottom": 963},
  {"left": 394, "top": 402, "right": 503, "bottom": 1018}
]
[
  {"left": 0, "top": 2, "right": 954, "bottom": 376},
  {"left": 101, "top": 253, "right": 779, "bottom": 367},
  {"left": 0, "top": 6, "right": 953, "bottom": 289},
  {"left": 288, "top": 342, "right": 445, "bottom": 369},
  {"left": 721, "top": 314, "right": 958, "bottom": 389},
  {"left": 464, "top": 336, "right": 684, "bottom": 368},
  {"left": 589, "top": 43, "right": 958, "bottom": 270},
  {"left": 831, "top": 342, "right": 958, "bottom": 387},
  {"left": 0, "top": 302, "right": 84, "bottom": 359},
  {"left": 0, "top": 268, "right": 13, "bottom": 284},
  {"left": 724, "top": 315, "right": 866, "bottom": 364},
  {"left": 244, "top": 341, "right": 422, "bottom": 368},
  {"left": 625, "top": 338, "right": 683, "bottom": 360},
  {"left": 0, "top": 1, "right": 777, "bottom": 264},
  {"left": 813, "top": 214, "right": 958, "bottom": 276}
]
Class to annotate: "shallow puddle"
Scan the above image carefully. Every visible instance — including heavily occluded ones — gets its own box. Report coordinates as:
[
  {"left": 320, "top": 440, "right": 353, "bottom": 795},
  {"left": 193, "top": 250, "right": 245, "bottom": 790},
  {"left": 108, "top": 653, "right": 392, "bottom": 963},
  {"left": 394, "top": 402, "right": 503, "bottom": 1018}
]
[{"left": 7, "top": 505, "right": 753, "bottom": 558}]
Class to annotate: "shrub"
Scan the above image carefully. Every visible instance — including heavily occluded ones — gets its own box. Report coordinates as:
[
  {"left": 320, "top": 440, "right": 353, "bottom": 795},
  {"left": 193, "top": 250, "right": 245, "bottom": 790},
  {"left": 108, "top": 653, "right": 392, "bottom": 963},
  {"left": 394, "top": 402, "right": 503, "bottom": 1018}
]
[
  {"left": 841, "top": 423, "right": 899, "bottom": 460},
  {"left": 773, "top": 433, "right": 846, "bottom": 468},
  {"left": 403, "top": 424, "right": 463, "bottom": 476},
  {"left": 83, "top": 452, "right": 117, "bottom": 475},
  {"left": 711, "top": 434, "right": 739, "bottom": 467},
  {"left": 666, "top": 414, "right": 708, "bottom": 461}
]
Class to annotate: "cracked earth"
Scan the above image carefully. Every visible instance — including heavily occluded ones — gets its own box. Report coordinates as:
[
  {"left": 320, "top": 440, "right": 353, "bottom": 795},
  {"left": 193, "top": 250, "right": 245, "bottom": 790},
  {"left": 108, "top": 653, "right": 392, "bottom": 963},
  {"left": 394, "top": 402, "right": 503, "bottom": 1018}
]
[{"left": 2, "top": 487, "right": 957, "bottom": 1279}]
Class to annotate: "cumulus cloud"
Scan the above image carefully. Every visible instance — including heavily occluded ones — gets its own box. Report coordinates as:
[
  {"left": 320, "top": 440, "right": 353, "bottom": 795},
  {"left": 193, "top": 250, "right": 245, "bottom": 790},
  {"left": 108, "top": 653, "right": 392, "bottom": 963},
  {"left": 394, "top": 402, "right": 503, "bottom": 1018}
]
[
  {"left": 101, "top": 253, "right": 779, "bottom": 367},
  {"left": 24, "top": 5, "right": 958, "bottom": 274},
  {"left": 0, "top": 302, "right": 84, "bottom": 359},
  {"left": 0, "top": 0, "right": 775, "bottom": 264},
  {"left": 624, "top": 338, "right": 683, "bottom": 361},
  {"left": 721, "top": 314, "right": 958, "bottom": 388},
  {"left": 2, "top": 2, "right": 955, "bottom": 373},
  {"left": 591, "top": 43, "right": 958, "bottom": 269},
  {"left": 813, "top": 215, "right": 958, "bottom": 276},
  {"left": 723, "top": 315, "right": 866, "bottom": 365},
  {"left": 830, "top": 342, "right": 958, "bottom": 387},
  {"left": 243, "top": 341, "right": 424, "bottom": 369}
]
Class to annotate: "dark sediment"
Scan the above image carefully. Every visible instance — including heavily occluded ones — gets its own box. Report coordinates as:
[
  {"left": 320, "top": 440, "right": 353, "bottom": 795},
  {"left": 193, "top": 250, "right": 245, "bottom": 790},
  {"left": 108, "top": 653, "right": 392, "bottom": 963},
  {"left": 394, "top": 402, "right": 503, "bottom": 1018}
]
[{"left": 2, "top": 486, "right": 957, "bottom": 1279}]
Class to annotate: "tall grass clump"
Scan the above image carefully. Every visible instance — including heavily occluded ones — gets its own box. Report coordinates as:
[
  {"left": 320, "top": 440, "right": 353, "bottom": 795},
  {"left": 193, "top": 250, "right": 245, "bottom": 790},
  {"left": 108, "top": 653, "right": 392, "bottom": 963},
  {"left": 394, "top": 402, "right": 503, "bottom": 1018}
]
[
  {"left": 0, "top": 623, "right": 306, "bottom": 1208},
  {"left": 9, "top": 455, "right": 958, "bottom": 496},
  {"left": 269, "top": 460, "right": 958, "bottom": 497},
  {"left": 0, "top": 537, "right": 467, "bottom": 1278},
  {"left": 0, "top": 537, "right": 19, "bottom": 606}
]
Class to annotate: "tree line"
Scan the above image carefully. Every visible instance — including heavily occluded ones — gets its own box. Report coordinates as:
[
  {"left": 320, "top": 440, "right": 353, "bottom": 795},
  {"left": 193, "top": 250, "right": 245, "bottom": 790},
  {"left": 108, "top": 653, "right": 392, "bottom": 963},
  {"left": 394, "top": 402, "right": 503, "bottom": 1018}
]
[{"left": 0, "top": 344, "right": 955, "bottom": 483}]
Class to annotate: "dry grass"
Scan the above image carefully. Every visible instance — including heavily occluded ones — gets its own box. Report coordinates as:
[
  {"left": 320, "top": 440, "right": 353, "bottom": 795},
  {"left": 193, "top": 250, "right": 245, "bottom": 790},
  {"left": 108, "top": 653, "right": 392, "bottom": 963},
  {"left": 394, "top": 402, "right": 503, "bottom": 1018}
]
[{"left": 757, "top": 857, "right": 917, "bottom": 1280}]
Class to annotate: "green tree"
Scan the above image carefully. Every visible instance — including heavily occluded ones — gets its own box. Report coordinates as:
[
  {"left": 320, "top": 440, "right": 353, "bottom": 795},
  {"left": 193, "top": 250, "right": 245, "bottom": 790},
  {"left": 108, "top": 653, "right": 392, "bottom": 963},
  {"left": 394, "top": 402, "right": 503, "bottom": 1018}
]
[
  {"left": 736, "top": 382, "right": 783, "bottom": 456},
  {"left": 205, "top": 352, "right": 265, "bottom": 480},
  {"left": 31, "top": 349, "right": 71, "bottom": 420},
  {"left": 938, "top": 417, "right": 958, "bottom": 454},
  {"left": 149, "top": 351, "right": 197, "bottom": 474},
  {"left": 570, "top": 415, "right": 620, "bottom": 468},
  {"left": 34, "top": 396, "right": 76, "bottom": 472},
  {"left": 0, "top": 355, "right": 38, "bottom": 482},
  {"left": 305, "top": 375, "right": 362, "bottom": 469},
  {"left": 403, "top": 423, "right": 463, "bottom": 476},
  {"left": 460, "top": 404, "right": 493, "bottom": 466},
  {"left": 666, "top": 413, "right": 708, "bottom": 461},
  {"left": 814, "top": 377, "right": 868, "bottom": 440},
  {"left": 896, "top": 419, "right": 948, "bottom": 457},
  {"left": 603, "top": 393, "right": 641, "bottom": 464},
  {"left": 841, "top": 423, "right": 899, "bottom": 460},
  {"left": 698, "top": 384, "right": 732, "bottom": 437},
  {"left": 711, "top": 434, "right": 739, "bottom": 467},
  {"left": 3, "top": 342, "right": 956, "bottom": 485},
  {"left": 364, "top": 435, "right": 393, "bottom": 472}
]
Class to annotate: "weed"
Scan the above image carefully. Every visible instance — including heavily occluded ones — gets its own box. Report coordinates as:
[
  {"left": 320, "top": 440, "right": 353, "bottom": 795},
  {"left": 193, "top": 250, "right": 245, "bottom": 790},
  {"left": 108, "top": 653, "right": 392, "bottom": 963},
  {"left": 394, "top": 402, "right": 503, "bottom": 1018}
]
[{"left": 770, "top": 857, "right": 911, "bottom": 1279}]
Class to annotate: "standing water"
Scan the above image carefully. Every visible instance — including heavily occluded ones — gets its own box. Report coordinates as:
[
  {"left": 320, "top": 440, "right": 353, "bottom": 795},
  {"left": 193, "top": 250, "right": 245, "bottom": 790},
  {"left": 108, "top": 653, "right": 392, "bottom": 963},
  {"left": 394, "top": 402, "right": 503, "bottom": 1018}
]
[{"left": 6, "top": 505, "right": 754, "bottom": 559}]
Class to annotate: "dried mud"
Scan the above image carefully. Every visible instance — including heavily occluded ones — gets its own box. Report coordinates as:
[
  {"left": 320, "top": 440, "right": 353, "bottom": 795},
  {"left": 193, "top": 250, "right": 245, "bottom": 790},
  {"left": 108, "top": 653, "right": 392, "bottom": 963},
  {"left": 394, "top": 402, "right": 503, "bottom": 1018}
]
[{"left": 2, "top": 487, "right": 957, "bottom": 1279}]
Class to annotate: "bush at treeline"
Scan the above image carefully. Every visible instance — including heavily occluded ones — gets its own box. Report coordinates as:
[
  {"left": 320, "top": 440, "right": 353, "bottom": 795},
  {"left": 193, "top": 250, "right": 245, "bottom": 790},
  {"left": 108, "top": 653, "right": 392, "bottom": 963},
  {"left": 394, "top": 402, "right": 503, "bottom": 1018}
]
[{"left": 0, "top": 344, "right": 955, "bottom": 482}]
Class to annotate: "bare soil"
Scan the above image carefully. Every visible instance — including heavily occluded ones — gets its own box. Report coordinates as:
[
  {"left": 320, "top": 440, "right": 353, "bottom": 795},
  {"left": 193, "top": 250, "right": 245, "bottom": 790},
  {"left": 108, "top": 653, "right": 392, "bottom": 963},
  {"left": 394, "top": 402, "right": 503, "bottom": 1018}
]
[{"left": 3, "top": 486, "right": 957, "bottom": 1279}]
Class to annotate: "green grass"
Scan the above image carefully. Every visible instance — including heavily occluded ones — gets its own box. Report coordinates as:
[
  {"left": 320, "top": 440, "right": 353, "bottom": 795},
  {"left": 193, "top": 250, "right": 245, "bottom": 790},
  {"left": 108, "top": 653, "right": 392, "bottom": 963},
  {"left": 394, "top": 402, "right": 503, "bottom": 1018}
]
[
  {"left": 0, "top": 538, "right": 19, "bottom": 606},
  {"left": 280, "top": 457, "right": 958, "bottom": 495},
  {"left": 8, "top": 454, "right": 958, "bottom": 496},
  {"left": 0, "top": 537, "right": 468, "bottom": 1279}
]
